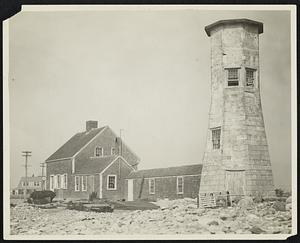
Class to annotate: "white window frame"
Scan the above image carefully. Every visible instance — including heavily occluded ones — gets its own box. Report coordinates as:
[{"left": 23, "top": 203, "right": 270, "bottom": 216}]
[
  {"left": 149, "top": 178, "right": 155, "bottom": 194},
  {"left": 177, "top": 176, "right": 184, "bottom": 194},
  {"left": 75, "top": 176, "right": 80, "bottom": 192},
  {"left": 107, "top": 175, "right": 117, "bottom": 190},
  {"left": 82, "top": 175, "right": 87, "bottom": 191},
  {"left": 111, "top": 147, "right": 115, "bottom": 155},
  {"left": 63, "top": 173, "right": 68, "bottom": 189},
  {"left": 95, "top": 147, "right": 103, "bottom": 157},
  {"left": 60, "top": 174, "right": 64, "bottom": 189},
  {"left": 54, "top": 175, "right": 58, "bottom": 189},
  {"left": 50, "top": 175, "right": 54, "bottom": 191},
  {"left": 57, "top": 174, "right": 60, "bottom": 189}
]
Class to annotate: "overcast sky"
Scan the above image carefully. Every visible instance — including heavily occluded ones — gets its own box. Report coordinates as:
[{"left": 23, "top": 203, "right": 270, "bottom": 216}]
[{"left": 8, "top": 8, "right": 292, "bottom": 189}]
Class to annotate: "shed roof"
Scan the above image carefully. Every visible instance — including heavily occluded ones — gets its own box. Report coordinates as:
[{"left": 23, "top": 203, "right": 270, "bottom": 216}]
[
  {"left": 126, "top": 164, "right": 202, "bottom": 179},
  {"left": 46, "top": 126, "right": 106, "bottom": 161}
]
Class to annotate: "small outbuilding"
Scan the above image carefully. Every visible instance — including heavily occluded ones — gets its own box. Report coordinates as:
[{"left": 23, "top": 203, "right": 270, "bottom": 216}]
[{"left": 125, "top": 164, "right": 202, "bottom": 201}]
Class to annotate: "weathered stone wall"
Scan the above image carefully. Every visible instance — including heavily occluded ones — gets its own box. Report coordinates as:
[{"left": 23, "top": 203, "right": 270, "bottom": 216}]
[{"left": 200, "top": 21, "right": 274, "bottom": 197}]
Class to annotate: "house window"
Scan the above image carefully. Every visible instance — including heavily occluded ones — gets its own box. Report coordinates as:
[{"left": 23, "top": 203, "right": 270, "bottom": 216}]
[
  {"left": 246, "top": 68, "right": 255, "bottom": 87},
  {"left": 75, "top": 176, "right": 80, "bottom": 191},
  {"left": 227, "top": 68, "right": 239, "bottom": 86},
  {"left": 111, "top": 147, "right": 115, "bottom": 155},
  {"left": 107, "top": 175, "right": 117, "bottom": 190},
  {"left": 57, "top": 175, "right": 60, "bottom": 189},
  {"left": 177, "top": 176, "right": 184, "bottom": 194},
  {"left": 149, "top": 178, "right": 155, "bottom": 194},
  {"left": 54, "top": 175, "right": 58, "bottom": 189},
  {"left": 95, "top": 147, "right": 103, "bottom": 157},
  {"left": 211, "top": 127, "right": 221, "bottom": 150},
  {"left": 82, "top": 175, "right": 87, "bottom": 191},
  {"left": 50, "top": 175, "right": 54, "bottom": 191},
  {"left": 63, "top": 174, "right": 68, "bottom": 189},
  {"left": 60, "top": 175, "right": 64, "bottom": 189}
]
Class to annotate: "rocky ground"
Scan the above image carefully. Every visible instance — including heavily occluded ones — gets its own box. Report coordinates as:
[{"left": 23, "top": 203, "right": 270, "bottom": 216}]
[{"left": 10, "top": 197, "right": 292, "bottom": 235}]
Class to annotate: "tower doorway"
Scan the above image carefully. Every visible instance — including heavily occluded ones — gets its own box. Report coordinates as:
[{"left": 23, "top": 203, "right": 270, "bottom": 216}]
[{"left": 225, "top": 170, "right": 246, "bottom": 196}]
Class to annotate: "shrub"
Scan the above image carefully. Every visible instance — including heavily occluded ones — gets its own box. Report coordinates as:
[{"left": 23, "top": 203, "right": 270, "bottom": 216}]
[{"left": 29, "top": 190, "right": 56, "bottom": 203}]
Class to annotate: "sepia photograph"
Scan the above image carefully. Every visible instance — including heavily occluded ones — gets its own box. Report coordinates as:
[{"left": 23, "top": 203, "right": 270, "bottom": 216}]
[{"left": 3, "top": 4, "right": 297, "bottom": 240}]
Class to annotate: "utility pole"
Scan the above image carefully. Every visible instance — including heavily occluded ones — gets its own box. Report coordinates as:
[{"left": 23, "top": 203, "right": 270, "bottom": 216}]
[
  {"left": 40, "top": 163, "right": 46, "bottom": 190},
  {"left": 22, "top": 151, "right": 32, "bottom": 200}
]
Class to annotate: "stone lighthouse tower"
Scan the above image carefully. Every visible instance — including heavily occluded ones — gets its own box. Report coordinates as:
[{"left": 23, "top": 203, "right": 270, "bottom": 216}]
[{"left": 199, "top": 19, "right": 274, "bottom": 198}]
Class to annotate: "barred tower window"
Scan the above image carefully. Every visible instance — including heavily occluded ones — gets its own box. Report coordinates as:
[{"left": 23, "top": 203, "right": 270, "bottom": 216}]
[
  {"left": 227, "top": 68, "right": 239, "bottom": 86},
  {"left": 211, "top": 127, "right": 221, "bottom": 149},
  {"left": 246, "top": 68, "right": 255, "bottom": 87}
]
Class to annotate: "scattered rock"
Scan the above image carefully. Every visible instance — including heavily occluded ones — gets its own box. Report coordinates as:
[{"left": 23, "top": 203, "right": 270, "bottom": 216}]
[
  {"left": 272, "top": 201, "right": 286, "bottom": 211},
  {"left": 9, "top": 198, "right": 292, "bottom": 235},
  {"left": 249, "top": 226, "right": 266, "bottom": 234}
]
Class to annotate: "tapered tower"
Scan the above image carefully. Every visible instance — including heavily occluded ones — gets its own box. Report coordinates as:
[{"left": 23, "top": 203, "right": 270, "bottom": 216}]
[{"left": 199, "top": 19, "right": 274, "bottom": 197}]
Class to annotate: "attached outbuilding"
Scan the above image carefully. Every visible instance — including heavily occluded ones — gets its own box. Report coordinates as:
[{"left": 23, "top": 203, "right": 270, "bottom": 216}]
[{"left": 125, "top": 164, "right": 202, "bottom": 201}]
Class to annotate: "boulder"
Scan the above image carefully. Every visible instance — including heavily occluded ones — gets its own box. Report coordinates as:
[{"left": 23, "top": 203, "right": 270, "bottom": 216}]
[
  {"left": 207, "top": 220, "right": 219, "bottom": 226},
  {"left": 253, "top": 195, "right": 263, "bottom": 203},
  {"left": 272, "top": 201, "right": 286, "bottom": 211},
  {"left": 249, "top": 226, "right": 266, "bottom": 234},
  {"left": 285, "top": 203, "right": 292, "bottom": 211},
  {"left": 237, "top": 197, "right": 254, "bottom": 209}
]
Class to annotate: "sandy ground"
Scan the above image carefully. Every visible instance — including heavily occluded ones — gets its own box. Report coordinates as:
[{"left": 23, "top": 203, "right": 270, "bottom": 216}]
[{"left": 10, "top": 198, "right": 292, "bottom": 235}]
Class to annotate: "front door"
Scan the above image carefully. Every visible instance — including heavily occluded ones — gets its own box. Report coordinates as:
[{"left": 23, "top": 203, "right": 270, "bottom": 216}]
[
  {"left": 127, "top": 179, "right": 134, "bottom": 201},
  {"left": 225, "top": 170, "right": 246, "bottom": 196},
  {"left": 88, "top": 175, "right": 95, "bottom": 194}
]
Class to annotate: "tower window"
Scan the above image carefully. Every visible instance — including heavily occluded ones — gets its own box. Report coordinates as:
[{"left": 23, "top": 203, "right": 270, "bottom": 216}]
[
  {"left": 227, "top": 68, "right": 239, "bottom": 86},
  {"left": 149, "top": 178, "right": 155, "bottom": 194},
  {"left": 111, "top": 147, "right": 115, "bottom": 155},
  {"left": 95, "top": 147, "right": 103, "bottom": 157},
  {"left": 211, "top": 127, "right": 221, "bottom": 149},
  {"left": 246, "top": 68, "right": 255, "bottom": 87},
  {"left": 177, "top": 176, "right": 184, "bottom": 194}
]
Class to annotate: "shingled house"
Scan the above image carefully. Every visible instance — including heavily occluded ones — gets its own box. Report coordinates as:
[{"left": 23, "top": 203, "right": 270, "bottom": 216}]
[
  {"left": 45, "top": 121, "right": 140, "bottom": 200},
  {"left": 125, "top": 164, "right": 202, "bottom": 201}
]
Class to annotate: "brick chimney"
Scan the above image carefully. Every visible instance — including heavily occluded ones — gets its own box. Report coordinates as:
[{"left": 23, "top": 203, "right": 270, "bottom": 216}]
[{"left": 86, "top": 120, "right": 98, "bottom": 131}]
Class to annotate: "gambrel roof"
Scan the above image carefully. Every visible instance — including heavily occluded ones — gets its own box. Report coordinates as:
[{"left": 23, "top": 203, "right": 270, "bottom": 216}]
[
  {"left": 45, "top": 126, "right": 106, "bottom": 161},
  {"left": 126, "top": 164, "right": 202, "bottom": 179}
]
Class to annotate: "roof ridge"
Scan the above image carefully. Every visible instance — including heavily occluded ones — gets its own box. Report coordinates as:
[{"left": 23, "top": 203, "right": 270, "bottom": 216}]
[{"left": 134, "top": 163, "right": 202, "bottom": 172}]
